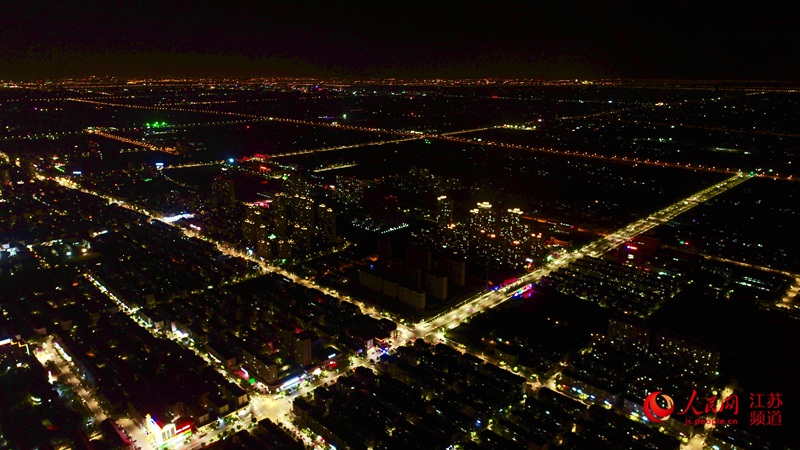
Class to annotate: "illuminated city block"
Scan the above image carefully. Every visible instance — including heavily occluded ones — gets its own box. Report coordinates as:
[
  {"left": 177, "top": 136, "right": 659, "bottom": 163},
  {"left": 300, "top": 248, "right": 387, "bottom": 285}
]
[{"left": 146, "top": 414, "right": 193, "bottom": 448}]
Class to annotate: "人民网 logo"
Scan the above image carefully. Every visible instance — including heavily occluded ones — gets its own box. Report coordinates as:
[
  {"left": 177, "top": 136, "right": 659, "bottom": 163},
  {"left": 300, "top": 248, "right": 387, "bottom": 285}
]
[{"left": 643, "top": 391, "right": 675, "bottom": 423}]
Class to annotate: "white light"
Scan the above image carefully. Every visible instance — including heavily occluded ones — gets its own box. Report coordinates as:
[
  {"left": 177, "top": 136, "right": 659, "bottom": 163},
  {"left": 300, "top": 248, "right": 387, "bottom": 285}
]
[{"left": 160, "top": 213, "right": 194, "bottom": 223}]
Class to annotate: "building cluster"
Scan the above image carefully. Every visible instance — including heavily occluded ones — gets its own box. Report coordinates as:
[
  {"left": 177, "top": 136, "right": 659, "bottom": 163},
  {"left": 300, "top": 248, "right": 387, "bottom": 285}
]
[
  {"left": 389, "top": 165, "right": 463, "bottom": 197},
  {"left": 333, "top": 174, "right": 368, "bottom": 207},
  {"left": 0, "top": 334, "right": 89, "bottom": 449},
  {"left": 551, "top": 314, "right": 720, "bottom": 437},
  {"left": 293, "top": 340, "right": 526, "bottom": 450},
  {"left": 76, "top": 167, "right": 200, "bottom": 217},
  {"left": 3, "top": 267, "right": 248, "bottom": 448},
  {"left": 437, "top": 201, "right": 540, "bottom": 267},
  {"left": 0, "top": 182, "right": 143, "bottom": 275},
  {"left": 0, "top": 183, "right": 390, "bottom": 447},
  {"left": 138, "top": 273, "right": 396, "bottom": 391},
  {"left": 473, "top": 383, "right": 681, "bottom": 450},
  {"left": 383, "top": 167, "right": 544, "bottom": 268},
  {"left": 90, "top": 220, "right": 259, "bottom": 307},
  {"left": 56, "top": 305, "right": 248, "bottom": 445},
  {"left": 358, "top": 242, "right": 466, "bottom": 311},
  {"left": 243, "top": 175, "right": 338, "bottom": 263},
  {"left": 212, "top": 418, "right": 304, "bottom": 450},
  {"left": 539, "top": 256, "right": 680, "bottom": 318}
]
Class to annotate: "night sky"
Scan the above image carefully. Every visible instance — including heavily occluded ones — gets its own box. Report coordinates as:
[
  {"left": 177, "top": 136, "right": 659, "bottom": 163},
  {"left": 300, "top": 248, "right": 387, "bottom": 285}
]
[{"left": 1, "top": 1, "right": 798, "bottom": 80}]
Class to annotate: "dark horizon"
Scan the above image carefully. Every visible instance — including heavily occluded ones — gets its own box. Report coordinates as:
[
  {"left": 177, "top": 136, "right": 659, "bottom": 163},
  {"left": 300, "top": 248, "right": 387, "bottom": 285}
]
[{"left": 2, "top": 1, "right": 798, "bottom": 81}]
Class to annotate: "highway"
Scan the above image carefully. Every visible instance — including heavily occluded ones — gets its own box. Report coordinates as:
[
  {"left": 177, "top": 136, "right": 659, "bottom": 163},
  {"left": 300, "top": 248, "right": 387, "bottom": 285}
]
[
  {"left": 68, "top": 98, "right": 421, "bottom": 139},
  {"left": 440, "top": 133, "right": 743, "bottom": 176},
  {"left": 61, "top": 98, "right": 798, "bottom": 181},
  {"left": 438, "top": 126, "right": 497, "bottom": 136},
  {"left": 269, "top": 136, "right": 422, "bottom": 158},
  {"left": 312, "top": 162, "right": 359, "bottom": 172},
  {"left": 86, "top": 128, "right": 179, "bottom": 155}
]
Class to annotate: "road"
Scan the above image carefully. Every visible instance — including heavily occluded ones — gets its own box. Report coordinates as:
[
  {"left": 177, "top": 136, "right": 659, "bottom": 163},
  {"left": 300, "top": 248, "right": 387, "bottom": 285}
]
[
  {"left": 86, "top": 128, "right": 179, "bottom": 154},
  {"left": 63, "top": 98, "right": 798, "bottom": 181},
  {"left": 414, "top": 172, "right": 753, "bottom": 336},
  {"left": 34, "top": 337, "right": 153, "bottom": 450},
  {"left": 440, "top": 133, "right": 745, "bottom": 176},
  {"left": 68, "top": 98, "right": 420, "bottom": 139},
  {"left": 269, "top": 136, "right": 422, "bottom": 158}
]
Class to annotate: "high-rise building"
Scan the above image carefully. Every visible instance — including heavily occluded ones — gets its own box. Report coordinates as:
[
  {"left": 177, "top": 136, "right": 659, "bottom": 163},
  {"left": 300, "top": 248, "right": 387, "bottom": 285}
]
[
  {"left": 405, "top": 244, "right": 432, "bottom": 271},
  {"left": 435, "top": 195, "right": 453, "bottom": 229},
  {"left": 285, "top": 173, "right": 309, "bottom": 197},
  {"left": 277, "top": 240, "right": 292, "bottom": 260},
  {"left": 469, "top": 202, "right": 495, "bottom": 258},
  {"left": 316, "top": 204, "right": 337, "bottom": 243},
  {"left": 289, "top": 195, "right": 314, "bottom": 229},
  {"left": 654, "top": 331, "right": 720, "bottom": 377},
  {"left": 243, "top": 207, "right": 265, "bottom": 243},
  {"left": 294, "top": 331, "right": 314, "bottom": 367},
  {"left": 469, "top": 202, "right": 494, "bottom": 232},
  {"left": 398, "top": 286, "right": 426, "bottom": 310},
  {"left": 439, "top": 254, "right": 466, "bottom": 287},
  {"left": 426, "top": 274, "right": 448, "bottom": 300},
  {"left": 334, "top": 175, "right": 366, "bottom": 206},
  {"left": 272, "top": 192, "right": 287, "bottom": 218},
  {"left": 211, "top": 176, "right": 235, "bottom": 207},
  {"left": 291, "top": 224, "right": 312, "bottom": 252},
  {"left": 607, "top": 314, "right": 650, "bottom": 354},
  {"left": 501, "top": 208, "right": 525, "bottom": 242}
]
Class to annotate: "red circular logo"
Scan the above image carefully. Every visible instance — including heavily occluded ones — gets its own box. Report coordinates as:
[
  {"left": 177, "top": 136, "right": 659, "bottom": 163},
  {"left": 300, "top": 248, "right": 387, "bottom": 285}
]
[{"left": 643, "top": 391, "right": 675, "bottom": 423}]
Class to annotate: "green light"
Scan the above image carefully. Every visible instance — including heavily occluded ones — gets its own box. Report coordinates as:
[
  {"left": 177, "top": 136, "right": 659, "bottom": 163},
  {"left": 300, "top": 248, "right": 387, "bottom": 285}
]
[
  {"left": 679, "top": 240, "right": 684, "bottom": 245},
  {"left": 249, "top": 377, "right": 256, "bottom": 385},
  {"left": 54, "top": 166, "right": 65, "bottom": 173},
  {"left": 144, "top": 178, "right": 152, "bottom": 182}
]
